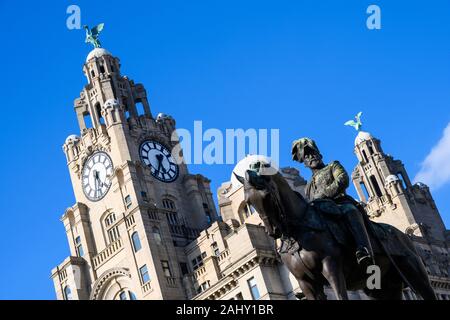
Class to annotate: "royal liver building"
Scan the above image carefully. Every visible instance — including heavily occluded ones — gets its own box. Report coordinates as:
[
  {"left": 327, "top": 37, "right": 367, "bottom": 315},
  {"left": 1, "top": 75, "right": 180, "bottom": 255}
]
[{"left": 51, "top": 47, "right": 450, "bottom": 300}]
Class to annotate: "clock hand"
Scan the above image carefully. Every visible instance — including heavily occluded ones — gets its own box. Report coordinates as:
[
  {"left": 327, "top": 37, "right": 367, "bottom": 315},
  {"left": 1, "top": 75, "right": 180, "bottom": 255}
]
[
  {"left": 94, "top": 170, "right": 104, "bottom": 189},
  {"left": 156, "top": 153, "right": 168, "bottom": 173},
  {"left": 93, "top": 170, "right": 98, "bottom": 196},
  {"left": 155, "top": 154, "right": 165, "bottom": 175}
]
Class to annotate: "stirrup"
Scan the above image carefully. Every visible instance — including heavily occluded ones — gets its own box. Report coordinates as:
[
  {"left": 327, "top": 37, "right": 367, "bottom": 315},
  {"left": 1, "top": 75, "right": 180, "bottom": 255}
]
[{"left": 356, "top": 247, "right": 372, "bottom": 266}]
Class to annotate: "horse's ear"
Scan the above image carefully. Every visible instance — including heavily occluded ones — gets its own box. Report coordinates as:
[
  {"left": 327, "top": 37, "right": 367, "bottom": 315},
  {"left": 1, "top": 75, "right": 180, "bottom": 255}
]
[{"left": 233, "top": 172, "right": 246, "bottom": 185}]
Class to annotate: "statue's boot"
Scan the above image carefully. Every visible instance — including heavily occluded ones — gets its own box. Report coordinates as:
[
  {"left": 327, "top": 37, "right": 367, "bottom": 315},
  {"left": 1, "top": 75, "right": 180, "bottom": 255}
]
[{"left": 345, "top": 209, "right": 374, "bottom": 267}]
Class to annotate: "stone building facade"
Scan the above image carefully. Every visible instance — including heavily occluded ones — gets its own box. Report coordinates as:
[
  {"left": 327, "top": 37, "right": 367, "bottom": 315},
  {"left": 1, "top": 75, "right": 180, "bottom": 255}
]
[
  {"left": 51, "top": 48, "right": 450, "bottom": 300},
  {"left": 51, "top": 48, "right": 219, "bottom": 300},
  {"left": 351, "top": 131, "right": 450, "bottom": 299}
]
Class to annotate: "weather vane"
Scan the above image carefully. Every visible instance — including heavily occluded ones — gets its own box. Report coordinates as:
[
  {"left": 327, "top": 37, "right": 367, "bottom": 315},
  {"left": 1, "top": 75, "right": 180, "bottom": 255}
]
[
  {"left": 83, "top": 23, "right": 105, "bottom": 48},
  {"left": 344, "top": 111, "right": 363, "bottom": 132}
]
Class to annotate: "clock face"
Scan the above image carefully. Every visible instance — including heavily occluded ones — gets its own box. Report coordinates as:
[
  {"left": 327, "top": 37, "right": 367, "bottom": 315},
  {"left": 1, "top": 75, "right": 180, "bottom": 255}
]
[
  {"left": 82, "top": 152, "right": 114, "bottom": 201},
  {"left": 140, "top": 140, "right": 179, "bottom": 182}
]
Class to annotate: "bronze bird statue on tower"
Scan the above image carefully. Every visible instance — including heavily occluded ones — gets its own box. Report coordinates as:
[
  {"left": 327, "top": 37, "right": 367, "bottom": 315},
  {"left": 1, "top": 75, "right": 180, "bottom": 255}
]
[
  {"left": 83, "top": 23, "right": 105, "bottom": 48},
  {"left": 344, "top": 111, "right": 363, "bottom": 131}
]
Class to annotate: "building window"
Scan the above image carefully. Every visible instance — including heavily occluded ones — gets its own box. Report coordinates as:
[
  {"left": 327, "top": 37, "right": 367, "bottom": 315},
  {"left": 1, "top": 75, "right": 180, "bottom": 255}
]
[
  {"left": 180, "top": 263, "right": 189, "bottom": 275},
  {"left": 161, "top": 260, "right": 172, "bottom": 277},
  {"left": 95, "top": 102, "right": 104, "bottom": 125},
  {"left": 198, "top": 281, "right": 211, "bottom": 293},
  {"left": 235, "top": 292, "right": 244, "bottom": 300},
  {"left": 131, "top": 232, "right": 142, "bottom": 252},
  {"left": 212, "top": 242, "right": 220, "bottom": 257},
  {"left": 119, "top": 291, "right": 127, "bottom": 300},
  {"left": 203, "top": 203, "right": 212, "bottom": 224},
  {"left": 83, "top": 112, "right": 93, "bottom": 129},
  {"left": 397, "top": 173, "right": 408, "bottom": 190},
  {"left": 105, "top": 213, "right": 116, "bottom": 227},
  {"left": 162, "top": 199, "right": 176, "bottom": 210},
  {"left": 99, "top": 64, "right": 105, "bottom": 74},
  {"left": 75, "top": 236, "right": 84, "bottom": 257},
  {"left": 167, "top": 212, "right": 178, "bottom": 225},
  {"left": 152, "top": 227, "right": 162, "bottom": 244},
  {"left": 248, "top": 277, "right": 260, "bottom": 300},
  {"left": 63, "top": 286, "right": 73, "bottom": 300},
  {"left": 370, "top": 175, "right": 383, "bottom": 197},
  {"left": 108, "top": 225, "right": 120, "bottom": 243},
  {"left": 368, "top": 144, "right": 375, "bottom": 155},
  {"left": 360, "top": 182, "right": 370, "bottom": 201},
  {"left": 191, "top": 253, "right": 206, "bottom": 270},
  {"left": 362, "top": 150, "right": 369, "bottom": 163},
  {"left": 104, "top": 212, "right": 120, "bottom": 243},
  {"left": 141, "top": 191, "right": 148, "bottom": 202},
  {"left": 125, "top": 195, "right": 132, "bottom": 209},
  {"left": 139, "top": 265, "right": 150, "bottom": 284},
  {"left": 118, "top": 290, "right": 137, "bottom": 300},
  {"left": 205, "top": 212, "right": 211, "bottom": 224}
]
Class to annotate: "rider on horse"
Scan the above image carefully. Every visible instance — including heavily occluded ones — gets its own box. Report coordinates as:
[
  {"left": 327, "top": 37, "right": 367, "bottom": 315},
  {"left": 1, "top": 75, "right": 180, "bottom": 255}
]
[{"left": 292, "top": 138, "right": 373, "bottom": 266}]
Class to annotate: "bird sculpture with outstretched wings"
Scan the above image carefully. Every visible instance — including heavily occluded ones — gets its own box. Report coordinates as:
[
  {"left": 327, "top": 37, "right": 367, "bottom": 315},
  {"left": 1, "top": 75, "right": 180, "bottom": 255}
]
[
  {"left": 344, "top": 111, "right": 363, "bottom": 131},
  {"left": 83, "top": 23, "right": 105, "bottom": 48}
]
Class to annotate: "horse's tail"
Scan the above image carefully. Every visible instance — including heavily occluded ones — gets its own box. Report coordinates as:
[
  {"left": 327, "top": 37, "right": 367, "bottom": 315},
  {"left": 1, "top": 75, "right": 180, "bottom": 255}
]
[{"left": 366, "top": 221, "right": 436, "bottom": 299}]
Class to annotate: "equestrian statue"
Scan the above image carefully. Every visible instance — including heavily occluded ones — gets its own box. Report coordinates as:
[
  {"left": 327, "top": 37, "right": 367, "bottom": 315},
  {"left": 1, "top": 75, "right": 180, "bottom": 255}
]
[{"left": 234, "top": 138, "right": 436, "bottom": 300}]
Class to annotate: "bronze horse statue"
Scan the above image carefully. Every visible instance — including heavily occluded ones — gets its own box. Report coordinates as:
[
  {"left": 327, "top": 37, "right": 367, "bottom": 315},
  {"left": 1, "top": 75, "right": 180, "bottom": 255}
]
[{"left": 234, "top": 166, "right": 437, "bottom": 300}]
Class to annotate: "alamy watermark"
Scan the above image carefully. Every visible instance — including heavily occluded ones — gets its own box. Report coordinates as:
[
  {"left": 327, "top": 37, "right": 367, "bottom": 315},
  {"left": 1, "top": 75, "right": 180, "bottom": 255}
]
[
  {"left": 66, "top": 5, "right": 81, "bottom": 30},
  {"left": 367, "top": 5, "right": 382, "bottom": 30},
  {"left": 366, "top": 265, "right": 381, "bottom": 290},
  {"left": 171, "top": 121, "right": 280, "bottom": 166}
]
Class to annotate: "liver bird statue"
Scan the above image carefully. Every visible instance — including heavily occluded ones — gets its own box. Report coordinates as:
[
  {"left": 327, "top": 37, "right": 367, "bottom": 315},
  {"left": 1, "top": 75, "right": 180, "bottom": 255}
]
[
  {"left": 344, "top": 111, "right": 363, "bottom": 131},
  {"left": 83, "top": 23, "right": 105, "bottom": 48}
]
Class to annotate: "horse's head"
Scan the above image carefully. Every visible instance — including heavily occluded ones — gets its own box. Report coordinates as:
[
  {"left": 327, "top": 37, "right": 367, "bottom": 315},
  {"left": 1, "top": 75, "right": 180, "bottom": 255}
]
[{"left": 233, "top": 161, "right": 286, "bottom": 238}]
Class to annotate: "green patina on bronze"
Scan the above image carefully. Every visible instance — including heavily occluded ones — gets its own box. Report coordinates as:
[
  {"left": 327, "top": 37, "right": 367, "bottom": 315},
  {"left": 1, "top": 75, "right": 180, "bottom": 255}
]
[
  {"left": 84, "top": 23, "right": 105, "bottom": 48},
  {"left": 306, "top": 160, "right": 349, "bottom": 202},
  {"left": 344, "top": 111, "right": 363, "bottom": 131},
  {"left": 291, "top": 138, "right": 320, "bottom": 162}
]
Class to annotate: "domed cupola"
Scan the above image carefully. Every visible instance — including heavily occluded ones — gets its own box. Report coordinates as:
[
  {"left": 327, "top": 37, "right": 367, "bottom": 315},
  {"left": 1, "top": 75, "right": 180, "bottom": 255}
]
[
  {"left": 355, "top": 131, "right": 374, "bottom": 146},
  {"left": 86, "top": 47, "right": 112, "bottom": 62}
]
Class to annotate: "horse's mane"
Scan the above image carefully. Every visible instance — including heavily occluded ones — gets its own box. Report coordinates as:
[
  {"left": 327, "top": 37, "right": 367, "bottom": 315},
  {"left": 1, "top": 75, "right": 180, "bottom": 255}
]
[{"left": 264, "top": 172, "right": 309, "bottom": 234}]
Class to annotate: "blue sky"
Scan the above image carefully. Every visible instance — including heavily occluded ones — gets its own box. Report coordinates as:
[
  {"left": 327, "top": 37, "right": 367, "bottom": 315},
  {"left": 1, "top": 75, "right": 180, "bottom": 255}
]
[{"left": 0, "top": 0, "right": 449, "bottom": 299}]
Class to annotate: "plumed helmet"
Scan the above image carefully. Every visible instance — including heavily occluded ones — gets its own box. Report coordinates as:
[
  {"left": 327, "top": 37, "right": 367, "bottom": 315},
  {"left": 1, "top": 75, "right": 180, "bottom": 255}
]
[{"left": 291, "top": 138, "right": 320, "bottom": 163}]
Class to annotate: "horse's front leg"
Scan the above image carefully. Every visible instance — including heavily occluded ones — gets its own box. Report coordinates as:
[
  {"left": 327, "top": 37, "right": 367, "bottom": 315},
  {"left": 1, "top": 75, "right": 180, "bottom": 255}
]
[{"left": 322, "top": 256, "right": 349, "bottom": 300}]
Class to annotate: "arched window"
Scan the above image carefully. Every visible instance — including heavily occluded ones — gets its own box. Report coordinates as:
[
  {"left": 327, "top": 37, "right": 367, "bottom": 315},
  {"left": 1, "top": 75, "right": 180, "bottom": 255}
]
[
  {"left": 104, "top": 212, "right": 120, "bottom": 243},
  {"left": 362, "top": 150, "right": 369, "bottom": 163},
  {"left": 63, "top": 286, "right": 72, "bottom": 300},
  {"left": 83, "top": 111, "right": 93, "bottom": 129},
  {"left": 95, "top": 102, "right": 104, "bottom": 125},
  {"left": 370, "top": 175, "right": 383, "bottom": 197},
  {"left": 162, "top": 199, "right": 176, "bottom": 210},
  {"left": 131, "top": 232, "right": 142, "bottom": 252},
  {"left": 360, "top": 182, "right": 370, "bottom": 201},
  {"left": 105, "top": 212, "right": 116, "bottom": 227},
  {"left": 163, "top": 199, "right": 178, "bottom": 225},
  {"left": 75, "top": 236, "right": 84, "bottom": 257},
  {"left": 117, "top": 290, "right": 137, "bottom": 300},
  {"left": 152, "top": 227, "right": 162, "bottom": 244}
]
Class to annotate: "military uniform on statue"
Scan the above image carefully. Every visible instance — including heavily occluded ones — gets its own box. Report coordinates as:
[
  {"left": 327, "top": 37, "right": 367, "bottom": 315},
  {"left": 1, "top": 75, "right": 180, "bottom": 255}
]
[{"left": 292, "top": 138, "right": 374, "bottom": 266}]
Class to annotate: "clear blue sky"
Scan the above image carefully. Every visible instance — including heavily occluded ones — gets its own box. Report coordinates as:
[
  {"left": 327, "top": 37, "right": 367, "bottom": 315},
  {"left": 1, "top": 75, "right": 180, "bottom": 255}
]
[{"left": 0, "top": 0, "right": 449, "bottom": 299}]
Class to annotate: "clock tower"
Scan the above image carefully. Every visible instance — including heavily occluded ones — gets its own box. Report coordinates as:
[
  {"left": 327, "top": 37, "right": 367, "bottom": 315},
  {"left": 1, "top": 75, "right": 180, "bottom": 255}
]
[{"left": 51, "top": 47, "right": 219, "bottom": 300}]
